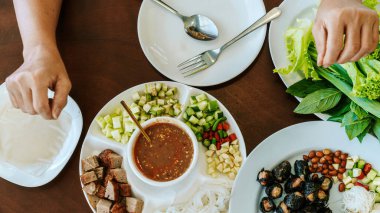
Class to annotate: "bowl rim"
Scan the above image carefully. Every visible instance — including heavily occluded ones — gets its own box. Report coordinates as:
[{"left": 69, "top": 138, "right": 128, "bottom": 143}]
[{"left": 127, "top": 117, "right": 199, "bottom": 187}]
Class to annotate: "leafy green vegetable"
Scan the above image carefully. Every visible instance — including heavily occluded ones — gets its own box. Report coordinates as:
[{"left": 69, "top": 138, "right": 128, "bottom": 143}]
[
  {"left": 350, "top": 102, "right": 368, "bottom": 120},
  {"left": 274, "top": 19, "right": 319, "bottom": 80},
  {"left": 294, "top": 88, "right": 342, "bottom": 114},
  {"left": 357, "top": 123, "right": 372, "bottom": 142},
  {"left": 325, "top": 96, "right": 351, "bottom": 117},
  {"left": 342, "top": 111, "right": 372, "bottom": 140},
  {"left": 363, "top": 0, "right": 379, "bottom": 10},
  {"left": 327, "top": 114, "right": 344, "bottom": 123},
  {"left": 286, "top": 79, "right": 333, "bottom": 98}
]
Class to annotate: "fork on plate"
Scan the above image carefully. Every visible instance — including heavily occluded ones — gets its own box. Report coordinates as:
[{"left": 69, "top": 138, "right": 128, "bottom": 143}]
[{"left": 178, "top": 7, "right": 282, "bottom": 77}]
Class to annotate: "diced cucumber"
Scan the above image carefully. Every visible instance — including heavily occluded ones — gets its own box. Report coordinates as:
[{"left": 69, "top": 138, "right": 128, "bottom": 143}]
[
  {"left": 111, "top": 130, "right": 121, "bottom": 142},
  {"left": 346, "top": 159, "right": 355, "bottom": 169},
  {"left": 347, "top": 170, "right": 353, "bottom": 178},
  {"left": 182, "top": 112, "right": 189, "bottom": 120},
  {"left": 196, "top": 111, "right": 203, "bottom": 119},
  {"left": 368, "top": 169, "right": 378, "bottom": 181},
  {"left": 124, "top": 121, "right": 135, "bottom": 133},
  {"left": 121, "top": 133, "right": 129, "bottom": 144},
  {"left": 196, "top": 94, "right": 208, "bottom": 102},
  {"left": 165, "top": 89, "right": 174, "bottom": 96},
  {"left": 376, "top": 193, "right": 380, "bottom": 203},
  {"left": 190, "top": 96, "right": 197, "bottom": 104},
  {"left": 352, "top": 168, "right": 362, "bottom": 178},
  {"left": 370, "top": 181, "right": 377, "bottom": 191},
  {"left": 147, "top": 100, "right": 157, "bottom": 106},
  {"left": 203, "top": 139, "right": 211, "bottom": 148},
  {"left": 199, "top": 118, "right": 206, "bottom": 126},
  {"left": 96, "top": 116, "right": 107, "bottom": 129},
  {"left": 198, "top": 100, "right": 208, "bottom": 111},
  {"left": 206, "top": 115, "right": 214, "bottom": 122},
  {"left": 203, "top": 123, "right": 211, "bottom": 131},
  {"left": 374, "top": 177, "right": 380, "bottom": 186},
  {"left": 104, "top": 115, "right": 112, "bottom": 125},
  {"left": 346, "top": 183, "right": 354, "bottom": 189},
  {"left": 189, "top": 116, "right": 199, "bottom": 125},
  {"left": 362, "top": 177, "right": 372, "bottom": 184},
  {"left": 155, "top": 83, "right": 162, "bottom": 92},
  {"left": 132, "top": 92, "right": 140, "bottom": 102},
  {"left": 186, "top": 107, "right": 195, "bottom": 116},
  {"left": 190, "top": 104, "right": 200, "bottom": 112},
  {"left": 157, "top": 99, "right": 165, "bottom": 105},
  {"left": 145, "top": 94, "right": 152, "bottom": 102},
  {"left": 114, "top": 107, "right": 122, "bottom": 115},
  {"left": 214, "top": 110, "right": 223, "bottom": 120},
  {"left": 168, "top": 108, "right": 175, "bottom": 116},
  {"left": 185, "top": 122, "right": 192, "bottom": 128},
  {"left": 351, "top": 156, "right": 359, "bottom": 163},
  {"left": 112, "top": 116, "right": 122, "bottom": 129},
  {"left": 343, "top": 176, "right": 352, "bottom": 185},
  {"left": 357, "top": 159, "right": 366, "bottom": 169},
  {"left": 208, "top": 100, "right": 219, "bottom": 111},
  {"left": 158, "top": 90, "right": 165, "bottom": 98},
  {"left": 191, "top": 125, "right": 199, "bottom": 134},
  {"left": 162, "top": 83, "right": 168, "bottom": 92},
  {"left": 163, "top": 104, "right": 172, "bottom": 114},
  {"left": 195, "top": 132, "right": 203, "bottom": 141},
  {"left": 376, "top": 186, "right": 380, "bottom": 193},
  {"left": 138, "top": 96, "right": 147, "bottom": 106},
  {"left": 174, "top": 108, "right": 181, "bottom": 116}
]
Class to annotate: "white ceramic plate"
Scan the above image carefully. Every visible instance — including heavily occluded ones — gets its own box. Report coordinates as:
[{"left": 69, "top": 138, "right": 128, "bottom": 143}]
[
  {"left": 80, "top": 81, "right": 247, "bottom": 212},
  {"left": 268, "top": 0, "right": 329, "bottom": 120},
  {"left": 0, "top": 83, "right": 83, "bottom": 187},
  {"left": 137, "top": 0, "right": 266, "bottom": 87},
  {"left": 229, "top": 121, "right": 380, "bottom": 212}
]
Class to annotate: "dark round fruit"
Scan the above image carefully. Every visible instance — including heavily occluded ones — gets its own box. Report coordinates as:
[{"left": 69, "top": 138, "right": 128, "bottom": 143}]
[
  {"left": 260, "top": 197, "right": 276, "bottom": 212},
  {"left": 284, "top": 191, "right": 305, "bottom": 210},
  {"left": 257, "top": 168, "right": 274, "bottom": 186},
  {"left": 272, "top": 161, "right": 291, "bottom": 183},
  {"left": 265, "top": 183, "right": 283, "bottom": 199}
]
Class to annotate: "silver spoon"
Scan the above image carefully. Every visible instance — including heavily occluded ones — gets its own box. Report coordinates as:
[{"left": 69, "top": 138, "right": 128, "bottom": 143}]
[{"left": 152, "top": 0, "right": 219, "bottom": 41}]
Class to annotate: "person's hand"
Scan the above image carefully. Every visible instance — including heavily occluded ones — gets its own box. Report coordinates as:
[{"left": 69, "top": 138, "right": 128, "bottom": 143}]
[
  {"left": 5, "top": 45, "right": 71, "bottom": 119},
  {"left": 313, "top": 0, "right": 379, "bottom": 67}
]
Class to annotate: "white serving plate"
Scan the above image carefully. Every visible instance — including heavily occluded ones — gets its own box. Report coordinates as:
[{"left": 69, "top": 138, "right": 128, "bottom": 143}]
[
  {"left": 79, "top": 81, "right": 247, "bottom": 212},
  {"left": 268, "top": 0, "right": 329, "bottom": 120},
  {"left": 137, "top": 0, "right": 266, "bottom": 87},
  {"left": 230, "top": 121, "right": 380, "bottom": 212},
  {"left": 0, "top": 83, "right": 83, "bottom": 187}
]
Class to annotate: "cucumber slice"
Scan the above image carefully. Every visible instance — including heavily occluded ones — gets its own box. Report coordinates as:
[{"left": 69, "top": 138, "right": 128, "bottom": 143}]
[
  {"left": 182, "top": 112, "right": 189, "bottom": 120},
  {"left": 208, "top": 100, "right": 219, "bottom": 111},
  {"left": 198, "top": 118, "right": 206, "bottom": 126},
  {"left": 198, "top": 100, "right": 208, "bottom": 111},
  {"left": 346, "top": 159, "right": 355, "bottom": 169},
  {"left": 357, "top": 159, "right": 366, "bottom": 169},
  {"left": 162, "top": 83, "right": 168, "bottom": 92},
  {"left": 196, "top": 111, "right": 203, "bottom": 119},
  {"left": 196, "top": 94, "right": 208, "bottom": 102},
  {"left": 374, "top": 177, "right": 380, "bottom": 186},
  {"left": 353, "top": 168, "right": 362, "bottom": 178},
  {"left": 362, "top": 176, "right": 372, "bottom": 184},
  {"left": 190, "top": 96, "right": 197, "bottom": 104},
  {"left": 368, "top": 169, "right": 378, "bottom": 181},
  {"left": 96, "top": 116, "right": 107, "bottom": 129},
  {"left": 186, "top": 107, "right": 195, "bottom": 116},
  {"left": 158, "top": 90, "right": 165, "bottom": 98},
  {"left": 157, "top": 99, "right": 165, "bottom": 106},
  {"left": 112, "top": 116, "right": 122, "bottom": 129},
  {"left": 132, "top": 92, "right": 140, "bottom": 102},
  {"left": 155, "top": 83, "right": 162, "bottom": 92},
  {"left": 206, "top": 115, "right": 214, "bottom": 122},
  {"left": 376, "top": 193, "right": 380, "bottom": 203},
  {"left": 189, "top": 116, "right": 199, "bottom": 125},
  {"left": 190, "top": 104, "right": 201, "bottom": 112},
  {"left": 214, "top": 110, "right": 224, "bottom": 120}
]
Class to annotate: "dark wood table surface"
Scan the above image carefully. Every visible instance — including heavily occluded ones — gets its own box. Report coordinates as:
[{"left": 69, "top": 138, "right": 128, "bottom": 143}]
[{"left": 0, "top": 0, "right": 316, "bottom": 212}]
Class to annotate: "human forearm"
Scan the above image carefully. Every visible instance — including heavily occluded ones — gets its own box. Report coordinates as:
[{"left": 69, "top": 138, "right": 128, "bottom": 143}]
[{"left": 13, "top": 0, "right": 62, "bottom": 55}]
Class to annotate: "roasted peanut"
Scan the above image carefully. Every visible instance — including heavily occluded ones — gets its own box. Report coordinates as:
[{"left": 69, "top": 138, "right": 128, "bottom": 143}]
[
  {"left": 312, "top": 164, "right": 318, "bottom": 169},
  {"left": 328, "top": 160, "right": 333, "bottom": 164},
  {"left": 329, "top": 170, "right": 338, "bottom": 176},
  {"left": 323, "top": 149, "right": 331, "bottom": 155},
  {"left": 319, "top": 157, "right": 326, "bottom": 164},
  {"left": 335, "top": 150, "right": 342, "bottom": 157},
  {"left": 317, "top": 166, "right": 323, "bottom": 173},
  {"left": 325, "top": 156, "right": 333, "bottom": 161},
  {"left": 309, "top": 167, "right": 317, "bottom": 173},
  {"left": 351, "top": 178, "right": 357, "bottom": 184},
  {"left": 341, "top": 160, "right": 347, "bottom": 168},
  {"left": 308, "top": 150, "right": 316, "bottom": 158},
  {"left": 337, "top": 173, "right": 343, "bottom": 180},
  {"left": 311, "top": 174, "right": 319, "bottom": 181},
  {"left": 341, "top": 153, "right": 348, "bottom": 160},
  {"left": 311, "top": 157, "right": 320, "bottom": 164},
  {"left": 322, "top": 169, "right": 329, "bottom": 175},
  {"left": 338, "top": 168, "right": 346, "bottom": 173},
  {"left": 333, "top": 157, "right": 341, "bottom": 164},
  {"left": 303, "top": 155, "right": 309, "bottom": 161},
  {"left": 339, "top": 183, "right": 345, "bottom": 192},
  {"left": 322, "top": 164, "right": 328, "bottom": 169},
  {"left": 328, "top": 165, "right": 335, "bottom": 171},
  {"left": 316, "top": 151, "right": 324, "bottom": 158}
]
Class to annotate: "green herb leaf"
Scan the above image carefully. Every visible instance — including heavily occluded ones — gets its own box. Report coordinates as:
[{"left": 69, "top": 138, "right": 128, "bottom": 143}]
[
  {"left": 373, "top": 118, "right": 380, "bottom": 142},
  {"left": 342, "top": 112, "right": 371, "bottom": 140},
  {"left": 286, "top": 79, "right": 333, "bottom": 98},
  {"left": 328, "top": 114, "right": 344, "bottom": 123},
  {"left": 325, "top": 96, "right": 351, "bottom": 117},
  {"left": 294, "top": 88, "right": 342, "bottom": 114},
  {"left": 350, "top": 102, "right": 369, "bottom": 120},
  {"left": 357, "top": 122, "right": 372, "bottom": 142}
]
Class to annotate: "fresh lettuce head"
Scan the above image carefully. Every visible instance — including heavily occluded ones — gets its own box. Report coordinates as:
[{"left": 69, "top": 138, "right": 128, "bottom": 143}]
[
  {"left": 355, "top": 58, "right": 380, "bottom": 100},
  {"left": 274, "top": 19, "right": 320, "bottom": 80},
  {"left": 363, "top": 0, "right": 379, "bottom": 10}
]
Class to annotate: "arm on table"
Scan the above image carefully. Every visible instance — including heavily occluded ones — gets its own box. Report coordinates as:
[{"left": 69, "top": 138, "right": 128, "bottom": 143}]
[{"left": 5, "top": 0, "right": 71, "bottom": 119}]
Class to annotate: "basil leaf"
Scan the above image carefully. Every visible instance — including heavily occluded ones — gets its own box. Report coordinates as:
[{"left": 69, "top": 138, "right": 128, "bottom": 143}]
[
  {"left": 342, "top": 111, "right": 358, "bottom": 126},
  {"left": 374, "top": 118, "right": 380, "bottom": 142},
  {"left": 286, "top": 79, "right": 333, "bottom": 98},
  {"left": 357, "top": 122, "right": 372, "bottom": 142},
  {"left": 325, "top": 96, "right": 351, "bottom": 117},
  {"left": 344, "top": 117, "right": 371, "bottom": 140},
  {"left": 350, "top": 102, "right": 368, "bottom": 120},
  {"left": 294, "top": 88, "right": 342, "bottom": 114},
  {"left": 328, "top": 114, "right": 344, "bottom": 123}
]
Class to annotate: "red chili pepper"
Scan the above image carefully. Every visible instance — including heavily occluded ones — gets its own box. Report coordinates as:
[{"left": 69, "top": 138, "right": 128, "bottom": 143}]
[
  {"left": 222, "top": 122, "right": 230, "bottom": 131},
  {"left": 217, "top": 123, "right": 223, "bottom": 131},
  {"left": 216, "top": 141, "right": 221, "bottom": 150},
  {"left": 229, "top": 133, "right": 237, "bottom": 141},
  {"left": 354, "top": 182, "right": 369, "bottom": 191},
  {"left": 357, "top": 172, "right": 366, "bottom": 180},
  {"left": 363, "top": 163, "right": 372, "bottom": 175},
  {"left": 203, "top": 132, "right": 209, "bottom": 139},
  {"left": 215, "top": 133, "right": 220, "bottom": 141}
]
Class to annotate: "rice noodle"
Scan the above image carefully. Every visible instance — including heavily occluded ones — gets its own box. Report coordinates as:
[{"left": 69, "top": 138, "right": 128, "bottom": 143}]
[
  {"left": 342, "top": 186, "right": 375, "bottom": 213},
  {"left": 155, "top": 180, "right": 233, "bottom": 213}
]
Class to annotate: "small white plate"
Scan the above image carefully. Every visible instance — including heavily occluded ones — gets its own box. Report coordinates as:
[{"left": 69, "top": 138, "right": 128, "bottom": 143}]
[
  {"left": 138, "top": 0, "right": 266, "bottom": 87},
  {"left": 268, "top": 0, "right": 328, "bottom": 120},
  {"left": 80, "top": 81, "right": 247, "bottom": 212},
  {"left": 0, "top": 83, "right": 83, "bottom": 187},
  {"left": 229, "top": 121, "right": 380, "bottom": 212}
]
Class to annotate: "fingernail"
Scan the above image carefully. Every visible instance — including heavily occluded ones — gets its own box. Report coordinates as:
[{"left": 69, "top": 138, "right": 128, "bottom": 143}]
[{"left": 53, "top": 107, "right": 61, "bottom": 120}]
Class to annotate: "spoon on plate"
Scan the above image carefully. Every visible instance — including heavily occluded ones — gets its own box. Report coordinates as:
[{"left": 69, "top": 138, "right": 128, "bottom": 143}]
[
  {"left": 120, "top": 100, "right": 152, "bottom": 143},
  {"left": 151, "top": 0, "right": 219, "bottom": 41}
]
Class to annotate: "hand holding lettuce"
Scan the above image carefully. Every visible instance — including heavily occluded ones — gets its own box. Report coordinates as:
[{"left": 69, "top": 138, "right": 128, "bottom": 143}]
[{"left": 275, "top": 2, "right": 380, "bottom": 142}]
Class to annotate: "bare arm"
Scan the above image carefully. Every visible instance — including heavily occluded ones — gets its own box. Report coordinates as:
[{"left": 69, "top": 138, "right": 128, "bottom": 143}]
[
  {"left": 313, "top": 0, "right": 379, "bottom": 67},
  {"left": 6, "top": 0, "right": 71, "bottom": 119}
]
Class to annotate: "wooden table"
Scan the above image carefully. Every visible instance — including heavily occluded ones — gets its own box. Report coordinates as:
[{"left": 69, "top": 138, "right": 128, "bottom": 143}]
[{"left": 0, "top": 0, "right": 316, "bottom": 212}]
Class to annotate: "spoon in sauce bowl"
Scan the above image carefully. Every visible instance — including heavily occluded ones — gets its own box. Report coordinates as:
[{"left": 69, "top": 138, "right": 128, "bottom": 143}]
[
  {"left": 151, "top": 0, "right": 219, "bottom": 41},
  {"left": 120, "top": 101, "right": 152, "bottom": 143}
]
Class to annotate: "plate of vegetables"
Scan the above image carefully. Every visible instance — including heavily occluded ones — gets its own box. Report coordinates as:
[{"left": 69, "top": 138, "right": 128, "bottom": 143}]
[
  {"left": 229, "top": 121, "right": 380, "bottom": 213},
  {"left": 79, "top": 81, "right": 246, "bottom": 212},
  {"left": 269, "top": 0, "right": 380, "bottom": 143}
]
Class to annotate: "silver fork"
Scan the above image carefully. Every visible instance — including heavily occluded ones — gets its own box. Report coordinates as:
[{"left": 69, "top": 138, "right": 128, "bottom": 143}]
[{"left": 178, "top": 7, "right": 282, "bottom": 77}]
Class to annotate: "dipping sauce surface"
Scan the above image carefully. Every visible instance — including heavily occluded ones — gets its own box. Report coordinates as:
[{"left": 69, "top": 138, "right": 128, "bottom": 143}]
[{"left": 134, "top": 123, "right": 193, "bottom": 182}]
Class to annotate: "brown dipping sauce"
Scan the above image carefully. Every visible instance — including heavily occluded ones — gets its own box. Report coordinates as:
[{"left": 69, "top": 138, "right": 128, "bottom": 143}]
[{"left": 134, "top": 123, "right": 193, "bottom": 182}]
